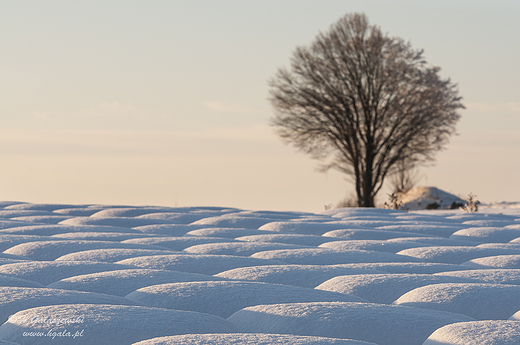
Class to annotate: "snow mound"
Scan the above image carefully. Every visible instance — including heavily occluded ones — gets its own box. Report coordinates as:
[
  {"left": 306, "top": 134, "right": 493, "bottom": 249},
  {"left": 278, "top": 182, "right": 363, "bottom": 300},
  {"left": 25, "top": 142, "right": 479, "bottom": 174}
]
[
  {"left": 435, "top": 269, "right": 520, "bottom": 285},
  {"left": 191, "top": 215, "right": 274, "bottom": 229},
  {"left": 450, "top": 227, "right": 520, "bottom": 243},
  {"left": 375, "top": 224, "right": 463, "bottom": 237},
  {"left": 0, "top": 220, "right": 44, "bottom": 230},
  {"left": 215, "top": 265, "right": 386, "bottom": 288},
  {"left": 259, "top": 221, "right": 390, "bottom": 235},
  {"left": 3, "top": 203, "right": 78, "bottom": 211},
  {"left": 47, "top": 268, "right": 225, "bottom": 296},
  {"left": 398, "top": 186, "right": 465, "bottom": 210},
  {"left": 0, "top": 261, "right": 136, "bottom": 285},
  {"left": 394, "top": 283, "right": 520, "bottom": 320},
  {"left": 55, "top": 248, "right": 178, "bottom": 262},
  {"left": 4, "top": 240, "right": 170, "bottom": 260},
  {"left": 126, "top": 280, "right": 367, "bottom": 318},
  {"left": 11, "top": 215, "right": 72, "bottom": 224},
  {"left": 402, "top": 236, "right": 478, "bottom": 247},
  {"left": 89, "top": 207, "right": 176, "bottom": 218},
  {"left": 0, "top": 304, "right": 236, "bottom": 345},
  {"left": 131, "top": 333, "right": 377, "bottom": 345},
  {"left": 133, "top": 208, "right": 239, "bottom": 223},
  {"left": 133, "top": 224, "right": 206, "bottom": 235},
  {"left": 319, "top": 239, "right": 434, "bottom": 253},
  {"left": 0, "top": 275, "right": 44, "bottom": 288},
  {"left": 227, "top": 302, "right": 473, "bottom": 345},
  {"left": 52, "top": 207, "right": 107, "bottom": 216},
  {"left": 0, "top": 210, "right": 51, "bottom": 218},
  {"left": 338, "top": 262, "right": 473, "bottom": 274},
  {"left": 0, "top": 224, "right": 141, "bottom": 236},
  {"left": 50, "top": 231, "right": 154, "bottom": 241},
  {"left": 462, "top": 219, "right": 516, "bottom": 227},
  {"left": 183, "top": 242, "right": 307, "bottom": 256},
  {"left": 463, "top": 254, "right": 520, "bottom": 269},
  {"left": 116, "top": 254, "right": 284, "bottom": 275},
  {"left": 0, "top": 287, "right": 137, "bottom": 324},
  {"left": 0, "top": 258, "right": 26, "bottom": 266},
  {"left": 321, "top": 208, "right": 397, "bottom": 218},
  {"left": 423, "top": 320, "right": 520, "bottom": 345},
  {"left": 397, "top": 246, "right": 520, "bottom": 264},
  {"left": 251, "top": 248, "right": 422, "bottom": 265},
  {"left": 478, "top": 243, "right": 520, "bottom": 250},
  {"left": 316, "top": 273, "right": 472, "bottom": 304},
  {"left": 322, "top": 229, "right": 433, "bottom": 240},
  {"left": 509, "top": 310, "right": 520, "bottom": 321},
  {"left": 0, "top": 253, "right": 28, "bottom": 261},
  {"left": 185, "top": 227, "right": 277, "bottom": 238},
  {"left": 59, "top": 216, "right": 171, "bottom": 228},
  {"left": 136, "top": 212, "right": 218, "bottom": 223},
  {"left": 122, "top": 236, "right": 236, "bottom": 250},
  {"left": 320, "top": 237, "right": 477, "bottom": 253},
  {"left": 236, "top": 233, "right": 342, "bottom": 246}
]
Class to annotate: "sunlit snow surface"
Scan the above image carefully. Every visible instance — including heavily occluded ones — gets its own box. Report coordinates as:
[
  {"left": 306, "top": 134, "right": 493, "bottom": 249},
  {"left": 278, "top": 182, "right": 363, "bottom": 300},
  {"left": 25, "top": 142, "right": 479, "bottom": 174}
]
[{"left": 0, "top": 202, "right": 520, "bottom": 344}]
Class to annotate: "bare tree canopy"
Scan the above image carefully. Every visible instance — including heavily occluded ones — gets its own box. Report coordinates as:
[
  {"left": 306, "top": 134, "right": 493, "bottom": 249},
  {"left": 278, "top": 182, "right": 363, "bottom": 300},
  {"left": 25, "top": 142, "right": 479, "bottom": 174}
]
[
  {"left": 269, "top": 13, "right": 464, "bottom": 207},
  {"left": 389, "top": 159, "right": 421, "bottom": 194}
]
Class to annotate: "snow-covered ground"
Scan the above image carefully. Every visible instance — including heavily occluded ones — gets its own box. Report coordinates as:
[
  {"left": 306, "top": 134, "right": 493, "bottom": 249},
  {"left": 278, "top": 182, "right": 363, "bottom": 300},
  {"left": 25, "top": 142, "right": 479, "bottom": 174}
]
[{"left": 1, "top": 201, "right": 520, "bottom": 344}]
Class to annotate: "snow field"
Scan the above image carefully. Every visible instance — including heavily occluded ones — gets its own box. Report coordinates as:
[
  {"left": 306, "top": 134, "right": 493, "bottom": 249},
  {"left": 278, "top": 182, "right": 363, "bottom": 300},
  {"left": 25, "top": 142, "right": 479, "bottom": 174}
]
[{"left": 0, "top": 201, "right": 519, "bottom": 344}]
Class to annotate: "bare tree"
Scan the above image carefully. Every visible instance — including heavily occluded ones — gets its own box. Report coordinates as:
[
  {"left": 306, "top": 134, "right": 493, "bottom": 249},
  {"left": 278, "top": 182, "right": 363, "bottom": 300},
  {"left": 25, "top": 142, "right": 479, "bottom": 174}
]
[
  {"left": 269, "top": 13, "right": 463, "bottom": 207},
  {"left": 388, "top": 158, "right": 421, "bottom": 194}
]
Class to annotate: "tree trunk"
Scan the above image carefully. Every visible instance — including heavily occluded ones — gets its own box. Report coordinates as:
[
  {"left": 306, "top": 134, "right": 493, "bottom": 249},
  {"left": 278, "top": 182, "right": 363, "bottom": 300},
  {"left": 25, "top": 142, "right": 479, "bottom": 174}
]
[
  {"left": 356, "top": 174, "right": 375, "bottom": 207},
  {"left": 361, "top": 148, "right": 375, "bottom": 207},
  {"left": 363, "top": 195, "right": 375, "bottom": 207},
  {"left": 362, "top": 178, "right": 375, "bottom": 207}
]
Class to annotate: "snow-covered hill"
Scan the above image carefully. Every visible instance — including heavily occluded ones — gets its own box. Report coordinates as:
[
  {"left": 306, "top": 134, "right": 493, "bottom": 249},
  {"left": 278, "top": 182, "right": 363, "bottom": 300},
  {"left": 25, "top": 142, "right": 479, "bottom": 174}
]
[
  {"left": 397, "top": 186, "right": 465, "bottom": 210},
  {"left": 1, "top": 201, "right": 520, "bottom": 344}
]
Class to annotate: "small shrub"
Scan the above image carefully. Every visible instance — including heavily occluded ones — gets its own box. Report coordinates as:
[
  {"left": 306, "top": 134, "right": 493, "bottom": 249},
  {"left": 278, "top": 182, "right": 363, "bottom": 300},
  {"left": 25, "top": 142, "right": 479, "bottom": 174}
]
[
  {"left": 336, "top": 193, "right": 358, "bottom": 208},
  {"left": 384, "top": 192, "right": 403, "bottom": 210},
  {"left": 461, "top": 193, "right": 480, "bottom": 213}
]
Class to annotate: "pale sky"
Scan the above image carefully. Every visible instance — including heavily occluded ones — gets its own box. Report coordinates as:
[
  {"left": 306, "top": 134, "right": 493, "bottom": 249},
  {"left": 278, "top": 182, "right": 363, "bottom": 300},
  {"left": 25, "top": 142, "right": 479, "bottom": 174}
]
[{"left": 1, "top": 0, "right": 519, "bottom": 212}]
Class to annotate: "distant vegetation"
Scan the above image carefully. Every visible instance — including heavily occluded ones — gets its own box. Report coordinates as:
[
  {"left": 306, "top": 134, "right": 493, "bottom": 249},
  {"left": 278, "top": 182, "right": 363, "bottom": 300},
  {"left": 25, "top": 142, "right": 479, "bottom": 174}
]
[{"left": 462, "top": 193, "right": 480, "bottom": 213}]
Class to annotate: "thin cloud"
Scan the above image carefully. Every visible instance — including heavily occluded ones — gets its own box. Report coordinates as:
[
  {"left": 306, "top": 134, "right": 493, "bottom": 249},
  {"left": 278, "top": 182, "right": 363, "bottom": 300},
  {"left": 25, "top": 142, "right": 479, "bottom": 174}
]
[{"left": 204, "top": 101, "right": 262, "bottom": 114}]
